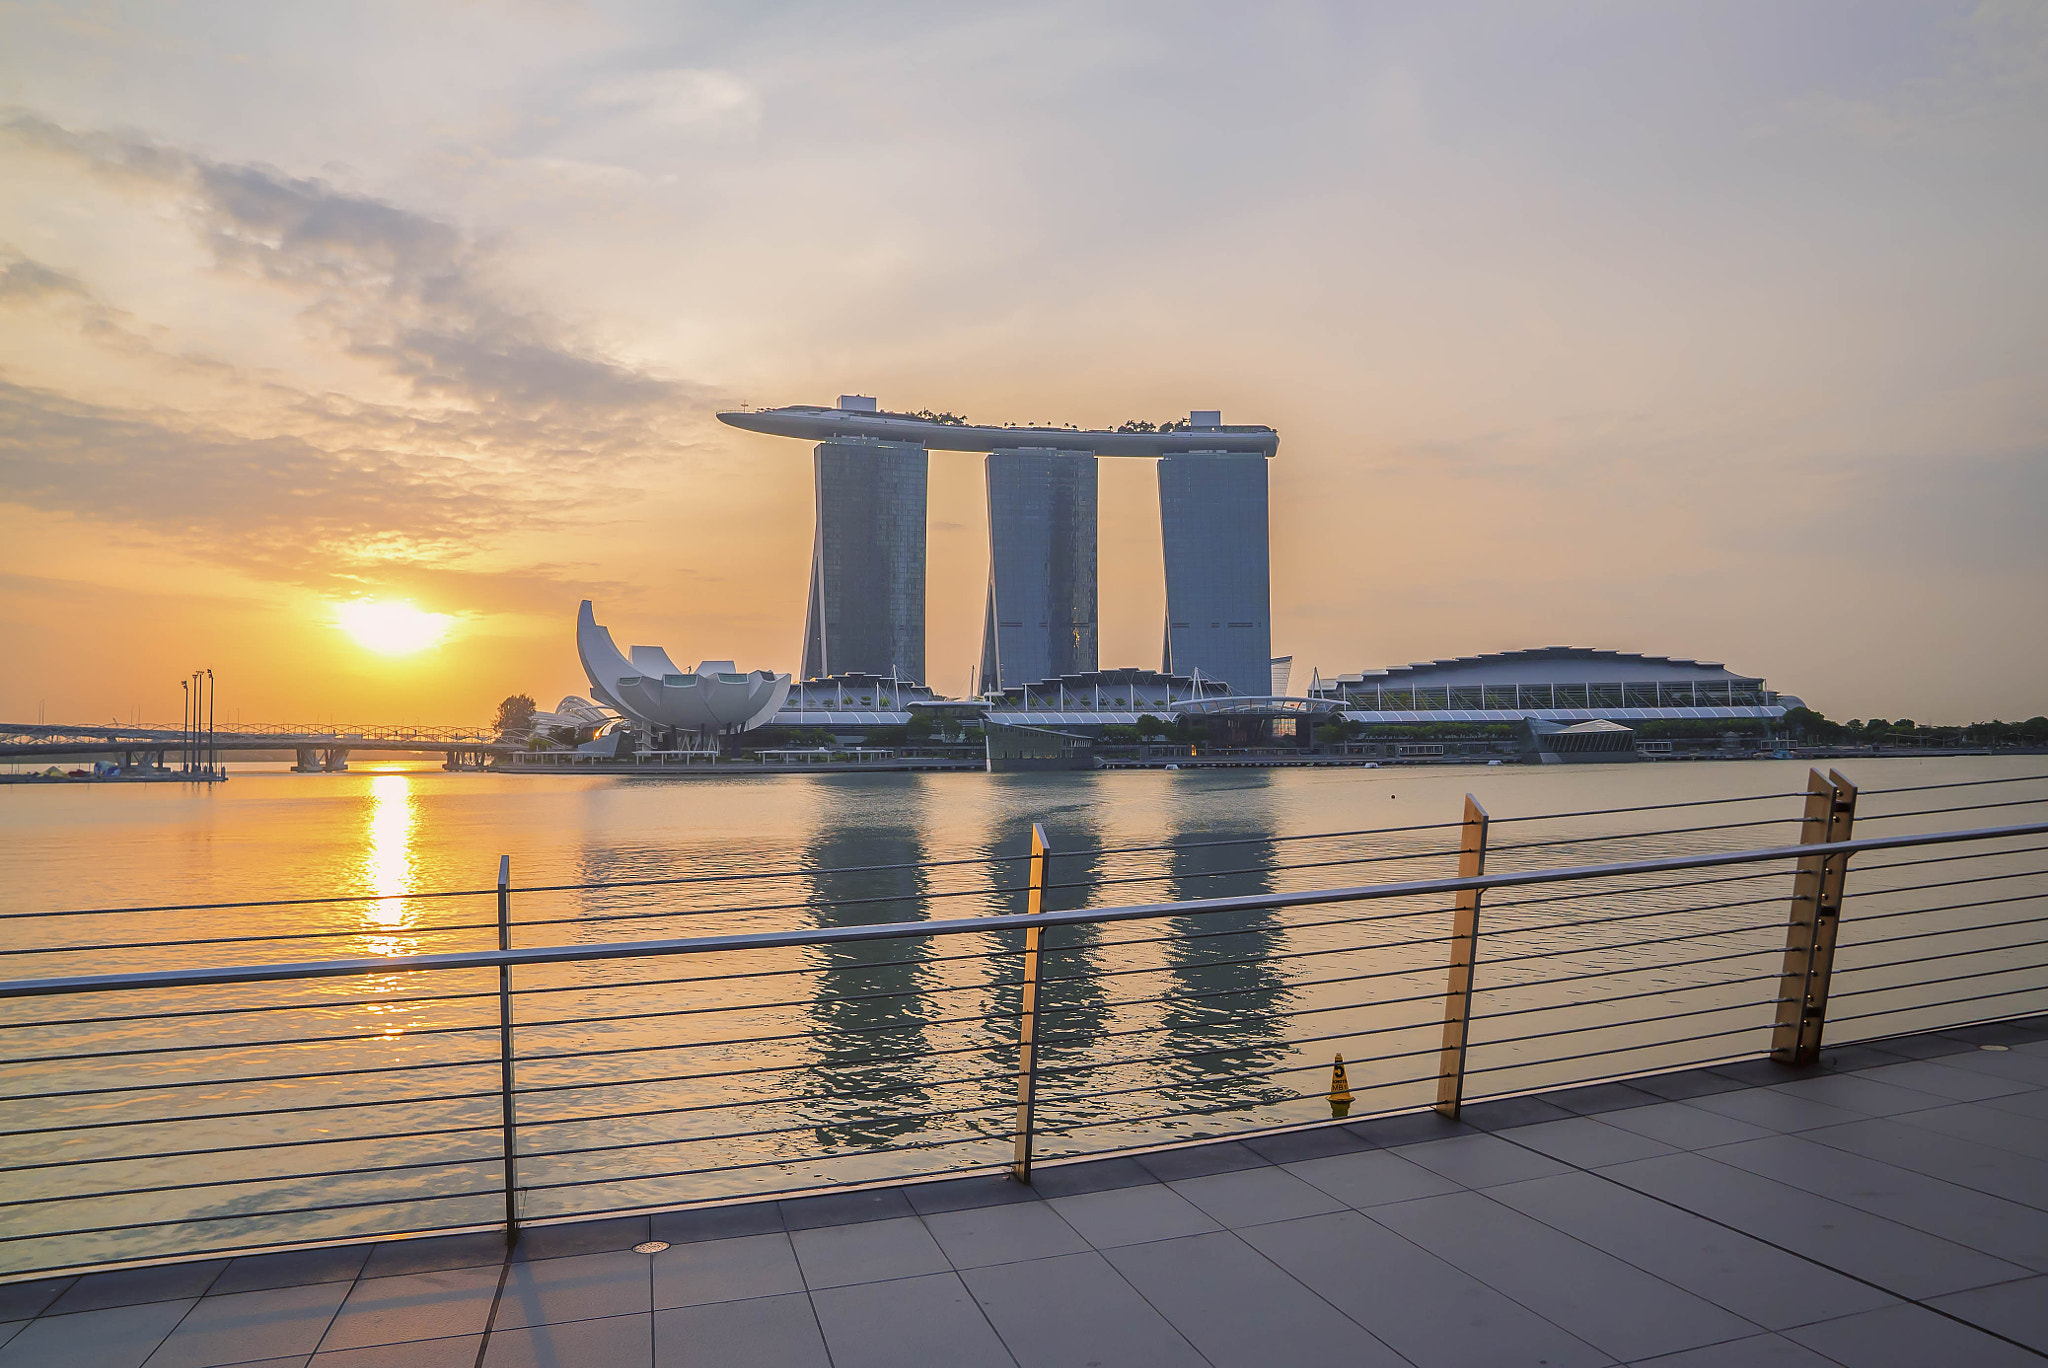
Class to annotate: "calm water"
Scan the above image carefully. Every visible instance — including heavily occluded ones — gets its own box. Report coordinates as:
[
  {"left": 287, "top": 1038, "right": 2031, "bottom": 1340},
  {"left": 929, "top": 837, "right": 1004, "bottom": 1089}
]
[{"left": 2, "top": 757, "right": 2043, "bottom": 1273}]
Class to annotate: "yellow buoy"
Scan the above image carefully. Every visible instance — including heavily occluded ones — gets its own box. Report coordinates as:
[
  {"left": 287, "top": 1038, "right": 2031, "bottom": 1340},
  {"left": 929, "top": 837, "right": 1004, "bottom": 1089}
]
[{"left": 1329, "top": 1053, "right": 1353, "bottom": 1118}]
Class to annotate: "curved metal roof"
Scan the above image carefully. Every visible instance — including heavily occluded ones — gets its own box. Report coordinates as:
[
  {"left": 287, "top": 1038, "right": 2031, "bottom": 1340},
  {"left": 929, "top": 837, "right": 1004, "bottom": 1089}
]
[
  {"left": 1322, "top": 647, "right": 1759, "bottom": 685},
  {"left": 719, "top": 406, "right": 1278, "bottom": 458}
]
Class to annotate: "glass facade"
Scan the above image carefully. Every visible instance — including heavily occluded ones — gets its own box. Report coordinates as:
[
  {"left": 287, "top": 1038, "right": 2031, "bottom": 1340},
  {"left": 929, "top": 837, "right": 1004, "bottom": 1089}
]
[
  {"left": 1158, "top": 452, "right": 1272, "bottom": 697},
  {"left": 802, "top": 440, "right": 928, "bottom": 683},
  {"left": 979, "top": 449, "right": 1098, "bottom": 689}
]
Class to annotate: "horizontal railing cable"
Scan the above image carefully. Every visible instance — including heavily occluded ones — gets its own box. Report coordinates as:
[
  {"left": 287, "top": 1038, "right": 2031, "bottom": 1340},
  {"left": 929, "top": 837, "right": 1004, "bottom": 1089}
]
[
  {"left": 3, "top": 1119, "right": 508, "bottom": 1173},
  {"left": 1859, "top": 772, "right": 2048, "bottom": 796},
  {"left": 0, "top": 1087, "right": 506, "bottom": 1141},
  {"left": 1859, "top": 796, "right": 2048, "bottom": 823},
  {"left": 1464, "top": 1022, "right": 1767, "bottom": 1077},
  {"left": 1829, "top": 982, "right": 2048, "bottom": 1029},
  {"left": 1051, "top": 820, "right": 1462, "bottom": 861},
  {"left": 13, "top": 819, "right": 2041, "bottom": 1002},
  {"left": 1486, "top": 814, "right": 1801, "bottom": 856},
  {"left": 1483, "top": 790, "right": 1810, "bottom": 823},
  {"left": 2, "top": 987, "right": 501, "bottom": 1034}
]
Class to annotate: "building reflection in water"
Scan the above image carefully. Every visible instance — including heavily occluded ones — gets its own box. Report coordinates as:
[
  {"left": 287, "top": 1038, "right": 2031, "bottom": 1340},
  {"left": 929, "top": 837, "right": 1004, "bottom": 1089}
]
[
  {"left": 1156, "top": 782, "right": 1292, "bottom": 1114},
  {"left": 989, "top": 797, "right": 1112, "bottom": 1132},
  {"left": 800, "top": 812, "right": 939, "bottom": 1149}
]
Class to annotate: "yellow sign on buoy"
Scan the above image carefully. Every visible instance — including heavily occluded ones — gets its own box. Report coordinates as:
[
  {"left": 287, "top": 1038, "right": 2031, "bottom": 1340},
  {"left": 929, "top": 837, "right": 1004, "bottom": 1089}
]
[{"left": 1329, "top": 1053, "right": 1353, "bottom": 1118}]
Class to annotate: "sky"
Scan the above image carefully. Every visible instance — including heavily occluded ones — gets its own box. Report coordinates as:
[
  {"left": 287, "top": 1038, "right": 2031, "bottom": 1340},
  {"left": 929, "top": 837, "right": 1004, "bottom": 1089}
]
[{"left": 1, "top": 0, "right": 2043, "bottom": 727}]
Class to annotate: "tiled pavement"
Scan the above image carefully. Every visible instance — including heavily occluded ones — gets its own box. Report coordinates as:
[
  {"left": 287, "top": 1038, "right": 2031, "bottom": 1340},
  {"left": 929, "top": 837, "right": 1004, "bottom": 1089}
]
[{"left": 7, "top": 1017, "right": 2048, "bottom": 1367}]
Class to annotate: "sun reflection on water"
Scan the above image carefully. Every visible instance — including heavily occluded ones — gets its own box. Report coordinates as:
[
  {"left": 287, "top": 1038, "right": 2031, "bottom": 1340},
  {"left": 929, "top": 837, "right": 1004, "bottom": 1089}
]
[{"left": 360, "top": 772, "right": 420, "bottom": 956}]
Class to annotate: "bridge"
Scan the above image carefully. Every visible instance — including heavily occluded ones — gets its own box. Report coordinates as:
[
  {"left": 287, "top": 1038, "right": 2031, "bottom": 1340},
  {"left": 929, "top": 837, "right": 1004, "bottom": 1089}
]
[{"left": 0, "top": 722, "right": 509, "bottom": 772}]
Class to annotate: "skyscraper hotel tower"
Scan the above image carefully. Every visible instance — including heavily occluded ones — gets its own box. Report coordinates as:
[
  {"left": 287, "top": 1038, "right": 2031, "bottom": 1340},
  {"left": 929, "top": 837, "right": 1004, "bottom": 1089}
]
[{"left": 718, "top": 398, "right": 1279, "bottom": 695}]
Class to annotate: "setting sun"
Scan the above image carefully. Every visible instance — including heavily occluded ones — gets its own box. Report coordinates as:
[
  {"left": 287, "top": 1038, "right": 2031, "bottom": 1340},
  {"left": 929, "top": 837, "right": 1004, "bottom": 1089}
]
[{"left": 335, "top": 600, "right": 453, "bottom": 655}]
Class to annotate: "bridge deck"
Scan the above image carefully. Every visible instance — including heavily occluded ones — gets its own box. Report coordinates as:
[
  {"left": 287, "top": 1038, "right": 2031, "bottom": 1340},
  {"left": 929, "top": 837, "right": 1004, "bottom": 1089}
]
[{"left": 4, "top": 1015, "right": 2047, "bottom": 1366}]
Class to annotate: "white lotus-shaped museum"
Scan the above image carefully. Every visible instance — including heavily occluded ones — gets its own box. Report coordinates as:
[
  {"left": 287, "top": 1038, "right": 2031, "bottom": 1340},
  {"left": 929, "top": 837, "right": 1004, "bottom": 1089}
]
[{"left": 576, "top": 600, "right": 791, "bottom": 736}]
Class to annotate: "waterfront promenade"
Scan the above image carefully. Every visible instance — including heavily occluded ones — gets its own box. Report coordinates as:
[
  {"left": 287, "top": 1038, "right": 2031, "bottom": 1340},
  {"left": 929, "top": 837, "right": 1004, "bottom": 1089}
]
[{"left": 4, "top": 1015, "right": 2048, "bottom": 1367}]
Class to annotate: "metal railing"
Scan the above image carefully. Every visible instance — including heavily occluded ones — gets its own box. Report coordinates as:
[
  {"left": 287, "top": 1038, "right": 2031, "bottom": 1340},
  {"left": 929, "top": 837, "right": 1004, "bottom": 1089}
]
[{"left": 0, "top": 770, "right": 2044, "bottom": 1279}]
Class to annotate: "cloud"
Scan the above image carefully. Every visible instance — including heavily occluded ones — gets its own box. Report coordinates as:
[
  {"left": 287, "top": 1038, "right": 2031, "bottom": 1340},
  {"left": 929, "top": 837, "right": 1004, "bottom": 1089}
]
[
  {"left": 0, "top": 113, "right": 729, "bottom": 608},
  {"left": 583, "top": 68, "right": 762, "bottom": 135},
  {"left": 1, "top": 109, "right": 701, "bottom": 417}
]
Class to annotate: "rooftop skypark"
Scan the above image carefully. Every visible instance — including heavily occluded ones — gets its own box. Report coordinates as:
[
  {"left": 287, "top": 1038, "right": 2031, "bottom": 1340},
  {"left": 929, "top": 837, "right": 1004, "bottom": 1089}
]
[{"left": 719, "top": 397, "right": 1280, "bottom": 458}]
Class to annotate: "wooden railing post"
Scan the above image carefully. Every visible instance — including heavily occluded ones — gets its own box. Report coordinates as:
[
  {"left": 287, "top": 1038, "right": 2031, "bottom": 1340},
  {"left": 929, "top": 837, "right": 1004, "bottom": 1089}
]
[
  {"left": 1772, "top": 769, "right": 1858, "bottom": 1066},
  {"left": 1435, "top": 795, "right": 1491, "bottom": 1118},
  {"left": 497, "top": 855, "right": 521, "bottom": 1246},
  {"left": 1012, "top": 823, "right": 1050, "bottom": 1183}
]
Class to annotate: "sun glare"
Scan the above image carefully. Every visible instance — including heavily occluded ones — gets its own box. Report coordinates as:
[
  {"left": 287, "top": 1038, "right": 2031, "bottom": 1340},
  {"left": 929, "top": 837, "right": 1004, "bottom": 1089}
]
[{"left": 336, "top": 600, "right": 453, "bottom": 655}]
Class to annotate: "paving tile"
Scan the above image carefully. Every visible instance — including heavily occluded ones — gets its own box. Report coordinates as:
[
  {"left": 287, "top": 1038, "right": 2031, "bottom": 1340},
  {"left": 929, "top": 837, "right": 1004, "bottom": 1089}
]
[
  {"left": 1105, "top": 1230, "right": 1411, "bottom": 1367},
  {"left": 923, "top": 1200, "right": 1090, "bottom": 1269},
  {"left": 1599, "top": 1151, "right": 2029, "bottom": 1299},
  {"left": 776, "top": 1189, "right": 911, "bottom": 1231},
  {"left": 1391, "top": 1131, "right": 1575, "bottom": 1188},
  {"left": 0, "top": 1326, "right": 20, "bottom": 1354},
  {"left": 145, "top": 1282, "right": 350, "bottom": 1368},
  {"left": 649, "top": 1201, "right": 784, "bottom": 1245},
  {"left": 1784, "top": 1301, "right": 2043, "bottom": 1367},
  {"left": 1805, "top": 1115, "right": 2048, "bottom": 1208},
  {"left": 1624, "top": 1332, "right": 1842, "bottom": 1366},
  {"left": 493, "top": 1249, "right": 651, "bottom": 1330},
  {"left": 1930, "top": 1045, "right": 2048, "bottom": 1087},
  {"left": 1487, "top": 1171, "right": 1894, "bottom": 1330},
  {"left": 1282, "top": 1148, "right": 1466, "bottom": 1208},
  {"left": 1345, "top": 1110, "right": 1474, "bottom": 1147},
  {"left": 809, "top": 1272, "right": 1013, "bottom": 1368},
  {"left": 1596, "top": 1101, "right": 1775, "bottom": 1150},
  {"left": 0, "top": 1300, "right": 193, "bottom": 1368},
  {"left": 1929, "top": 1274, "right": 2048, "bottom": 1354},
  {"left": 1765, "top": 1071, "right": 1951, "bottom": 1117},
  {"left": 310, "top": 1335, "right": 480, "bottom": 1368},
  {"left": 1904, "top": 1099, "right": 2048, "bottom": 1161},
  {"left": 961, "top": 1251, "right": 1205, "bottom": 1367},
  {"left": 481, "top": 1311, "right": 652, "bottom": 1368},
  {"left": 1629, "top": 1068, "right": 1749, "bottom": 1101},
  {"left": 1867, "top": 1032, "right": 1980, "bottom": 1061},
  {"left": 318, "top": 1264, "right": 503, "bottom": 1351},
  {"left": 46, "top": 1261, "right": 224, "bottom": 1314},
  {"left": 1459, "top": 1095, "right": 1577, "bottom": 1131},
  {"left": 653, "top": 1293, "right": 829, "bottom": 1368},
  {"left": 1678, "top": 1087, "right": 1867, "bottom": 1134},
  {"left": 904, "top": 1175, "right": 1040, "bottom": 1215},
  {"left": 1701, "top": 1133, "right": 2048, "bottom": 1268},
  {"left": 1855, "top": 1058, "right": 2037, "bottom": 1103},
  {"left": 1811, "top": 1043, "right": 1910, "bottom": 1072},
  {"left": 1241, "top": 1123, "right": 1374, "bottom": 1163},
  {"left": 512, "top": 1215, "right": 649, "bottom": 1261},
  {"left": 1944, "top": 1022, "right": 2044, "bottom": 1048},
  {"left": 1369, "top": 1189, "right": 1757, "bottom": 1362},
  {"left": 0, "top": 1281, "right": 69, "bottom": 1323},
  {"left": 788, "top": 1216, "right": 948, "bottom": 1289},
  {"left": 1708, "top": 1059, "right": 1801, "bottom": 1087},
  {"left": 651, "top": 1233, "right": 803, "bottom": 1309},
  {"left": 1241, "top": 1210, "right": 1612, "bottom": 1368},
  {"left": 1496, "top": 1116, "right": 1678, "bottom": 1168},
  {"left": 1985, "top": 1088, "right": 2048, "bottom": 1122},
  {"left": 1135, "top": 1139, "right": 1266, "bottom": 1181},
  {"left": 1166, "top": 1165, "right": 1345, "bottom": 1227},
  {"left": 1046, "top": 1183, "right": 1221, "bottom": 1249},
  {"left": 1544, "top": 1081, "right": 1664, "bottom": 1115},
  {"left": 1024, "top": 1156, "right": 1155, "bottom": 1198},
  {"left": 212, "top": 1246, "right": 370, "bottom": 1297},
  {"left": 358, "top": 1232, "right": 505, "bottom": 1280}
]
